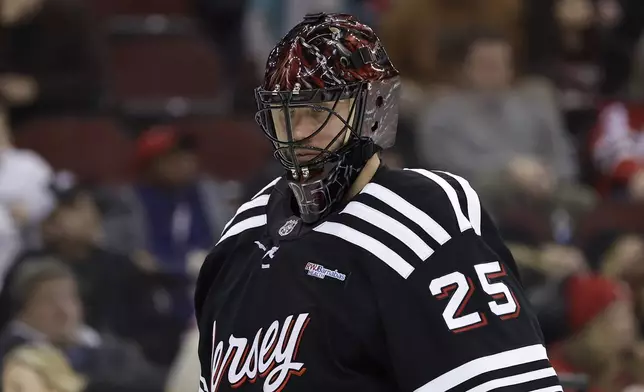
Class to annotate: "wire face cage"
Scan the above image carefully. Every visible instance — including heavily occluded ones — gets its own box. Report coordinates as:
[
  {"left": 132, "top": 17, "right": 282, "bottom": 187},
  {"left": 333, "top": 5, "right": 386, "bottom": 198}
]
[
  {"left": 255, "top": 77, "right": 401, "bottom": 181},
  {"left": 255, "top": 82, "right": 364, "bottom": 180}
]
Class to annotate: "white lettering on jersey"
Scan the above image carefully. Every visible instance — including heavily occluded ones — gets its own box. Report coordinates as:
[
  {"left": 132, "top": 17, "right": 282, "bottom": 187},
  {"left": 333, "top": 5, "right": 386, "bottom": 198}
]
[
  {"left": 254, "top": 241, "right": 280, "bottom": 259},
  {"left": 209, "top": 313, "right": 310, "bottom": 392}
]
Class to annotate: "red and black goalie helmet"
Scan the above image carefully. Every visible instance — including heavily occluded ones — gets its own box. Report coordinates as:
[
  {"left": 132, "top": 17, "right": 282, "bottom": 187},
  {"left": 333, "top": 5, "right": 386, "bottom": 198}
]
[{"left": 254, "top": 12, "right": 401, "bottom": 223}]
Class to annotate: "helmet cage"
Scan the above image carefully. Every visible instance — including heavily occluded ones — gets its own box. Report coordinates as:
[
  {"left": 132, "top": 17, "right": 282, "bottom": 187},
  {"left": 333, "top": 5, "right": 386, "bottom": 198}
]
[
  {"left": 254, "top": 76, "right": 400, "bottom": 181},
  {"left": 255, "top": 81, "right": 367, "bottom": 180}
]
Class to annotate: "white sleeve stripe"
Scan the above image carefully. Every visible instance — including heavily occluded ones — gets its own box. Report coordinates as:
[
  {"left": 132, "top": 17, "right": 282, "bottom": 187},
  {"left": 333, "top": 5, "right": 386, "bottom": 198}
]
[
  {"left": 361, "top": 183, "right": 451, "bottom": 245},
  {"left": 529, "top": 386, "right": 563, "bottom": 392},
  {"left": 436, "top": 171, "right": 482, "bottom": 236},
  {"left": 407, "top": 169, "right": 472, "bottom": 233},
  {"left": 314, "top": 221, "right": 415, "bottom": 278},
  {"left": 341, "top": 201, "right": 435, "bottom": 260},
  {"left": 252, "top": 176, "right": 281, "bottom": 199},
  {"left": 199, "top": 376, "right": 208, "bottom": 392},
  {"left": 414, "top": 344, "right": 550, "bottom": 392},
  {"left": 222, "top": 194, "right": 270, "bottom": 234},
  {"left": 216, "top": 215, "right": 267, "bottom": 246},
  {"left": 467, "top": 367, "right": 558, "bottom": 392}
]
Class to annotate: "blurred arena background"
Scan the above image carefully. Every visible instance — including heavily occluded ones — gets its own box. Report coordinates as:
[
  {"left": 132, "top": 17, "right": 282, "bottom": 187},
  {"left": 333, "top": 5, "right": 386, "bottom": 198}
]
[{"left": 0, "top": 0, "right": 643, "bottom": 391}]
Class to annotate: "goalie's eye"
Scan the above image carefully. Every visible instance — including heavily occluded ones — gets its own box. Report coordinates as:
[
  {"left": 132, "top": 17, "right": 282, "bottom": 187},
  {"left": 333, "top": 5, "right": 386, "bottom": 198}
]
[{"left": 308, "top": 106, "right": 328, "bottom": 121}]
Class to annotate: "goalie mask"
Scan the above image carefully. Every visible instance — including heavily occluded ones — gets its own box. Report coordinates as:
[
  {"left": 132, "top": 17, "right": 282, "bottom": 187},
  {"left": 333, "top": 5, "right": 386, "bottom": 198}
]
[{"left": 255, "top": 12, "right": 401, "bottom": 224}]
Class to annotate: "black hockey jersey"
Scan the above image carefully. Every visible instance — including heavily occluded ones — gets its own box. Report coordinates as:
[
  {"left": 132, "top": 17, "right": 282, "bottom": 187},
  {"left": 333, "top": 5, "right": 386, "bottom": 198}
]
[{"left": 195, "top": 166, "right": 561, "bottom": 392}]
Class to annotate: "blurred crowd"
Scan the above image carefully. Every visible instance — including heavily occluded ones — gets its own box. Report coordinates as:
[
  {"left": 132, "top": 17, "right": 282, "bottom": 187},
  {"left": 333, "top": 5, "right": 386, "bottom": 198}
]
[{"left": 0, "top": 0, "right": 643, "bottom": 391}]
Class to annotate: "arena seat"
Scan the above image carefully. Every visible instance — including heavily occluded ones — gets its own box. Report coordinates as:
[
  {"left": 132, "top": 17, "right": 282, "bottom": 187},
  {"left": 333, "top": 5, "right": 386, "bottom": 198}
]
[
  {"left": 13, "top": 117, "right": 134, "bottom": 184},
  {"left": 173, "top": 118, "right": 271, "bottom": 181},
  {"left": 91, "top": 0, "right": 191, "bottom": 17},
  {"left": 108, "top": 36, "right": 220, "bottom": 99}
]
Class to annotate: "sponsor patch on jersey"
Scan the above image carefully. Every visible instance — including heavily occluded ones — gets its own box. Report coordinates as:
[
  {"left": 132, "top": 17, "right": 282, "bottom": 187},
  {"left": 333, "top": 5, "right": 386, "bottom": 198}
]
[{"left": 304, "top": 262, "right": 347, "bottom": 283}]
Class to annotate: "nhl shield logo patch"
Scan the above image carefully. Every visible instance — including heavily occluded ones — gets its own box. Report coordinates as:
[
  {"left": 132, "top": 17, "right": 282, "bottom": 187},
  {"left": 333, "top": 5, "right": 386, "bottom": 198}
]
[{"left": 278, "top": 219, "right": 299, "bottom": 236}]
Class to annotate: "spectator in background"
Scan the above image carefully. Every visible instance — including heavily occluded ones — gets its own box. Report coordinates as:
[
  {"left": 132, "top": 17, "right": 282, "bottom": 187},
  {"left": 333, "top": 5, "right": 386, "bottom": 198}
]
[
  {"left": 0, "top": 102, "right": 54, "bottom": 284},
  {"left": 415, "top": 30, "right": 598, "bottom": 277},
  {"left": 415, "top": 30, "right": 579, "bottom": 199},
  {"left": 372, "top": 0, "right": 439, "bottom": 89},
  {"left": 3, "top": 344, "right": 87, "bottom": 392},
  {"left": 591, "top": 101, "right": 644, "bottom": 200},
  {"left": 0, "top": 261, "right": 166, "bottom": 392},
  {"left": 548, "top": 274, "right": 642, "bottom": 392},
  {"left": 523, "top": 0, "right": 624, "bottom": 140},
  {"left": 110, "top": 125, "right": 237, "bottom": 270},
  {"left": 600, "top": 0, "right": 644, "bottom": 97},
  {"left": 587, "top": 232, "right": 644, "bottom": 341},
  {"left": 243, "top": 0, "right": 375, "bottom": 80},
  {"left": 110, "top": 126, "right": 237, "bottom": 259},
  {"left": 193, "top": 0, "right": 257, "bottom": 113},
  {"left": 106, "top": 125, "right": 237, "bottom": 365},
  {"left": 0, "top": 0, "right": 104, "bottom": 128},
  {"left": 594, "top": 233, "right": 644, "bottom": 282},
  {"left": 0, "top": 177, "right": 156, "bottom": 364},
  {"left": 511, "top": 241, "right": 589, "bottom": 290},
  {"left": 0, "top": 261, "right": 83, "bottom": 360},
  {"left": 376, "top": 0, "right": 440, "bottom": 168},
  {"left": 381, "top": 0, "right": 523, "bottom": 91},
  {"left": 379, "top": 0, "right": 524, "bottom": 168}
]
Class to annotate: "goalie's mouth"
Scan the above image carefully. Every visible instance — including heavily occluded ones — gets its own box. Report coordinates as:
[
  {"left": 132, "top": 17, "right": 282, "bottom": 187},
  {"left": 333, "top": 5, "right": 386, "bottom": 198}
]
[{"left": 295, "top": 151, "right": 318, "bottom": 161}]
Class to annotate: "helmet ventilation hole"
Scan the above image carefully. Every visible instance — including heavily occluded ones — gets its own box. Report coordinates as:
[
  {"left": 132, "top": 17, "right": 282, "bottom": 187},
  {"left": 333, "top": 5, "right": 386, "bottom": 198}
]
[{"left": 376, "top": 96, "right": 384, "bottom": 107}]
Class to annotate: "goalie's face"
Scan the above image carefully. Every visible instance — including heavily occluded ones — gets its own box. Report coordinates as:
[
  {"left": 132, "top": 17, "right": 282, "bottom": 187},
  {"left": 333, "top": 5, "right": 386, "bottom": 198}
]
[{"left": 270, "top": 99, "right": 355, "bottom": 166}]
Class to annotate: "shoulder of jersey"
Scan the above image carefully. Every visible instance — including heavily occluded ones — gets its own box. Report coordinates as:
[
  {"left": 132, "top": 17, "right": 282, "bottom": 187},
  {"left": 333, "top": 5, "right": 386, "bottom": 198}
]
[
  {"left": 312, "top": 168, "right": 483, "bottom": 279},
  {"left": 215, "top": 176, "right": 283, "bottom": 246}
]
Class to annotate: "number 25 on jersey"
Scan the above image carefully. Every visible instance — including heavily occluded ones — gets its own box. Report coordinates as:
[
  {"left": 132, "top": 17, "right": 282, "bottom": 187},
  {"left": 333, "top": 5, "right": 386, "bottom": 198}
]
[{"left": 429, "top": 261, "right": 520, "bottom": 333}]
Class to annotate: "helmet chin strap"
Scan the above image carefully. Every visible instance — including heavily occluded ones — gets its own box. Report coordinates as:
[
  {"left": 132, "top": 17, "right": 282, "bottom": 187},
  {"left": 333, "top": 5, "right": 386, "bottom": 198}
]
[{"left": 287, "top": 138, "right": 378, "bottom": 224}]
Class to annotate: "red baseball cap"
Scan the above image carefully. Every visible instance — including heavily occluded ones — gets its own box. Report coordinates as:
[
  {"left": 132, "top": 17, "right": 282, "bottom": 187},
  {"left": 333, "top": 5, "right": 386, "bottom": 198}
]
[
  {"left": 134, "top": 125, "right": 179, "bottom": 166},
  {"left": 566, "top": 274, "right": 627, "bottom": 334}
]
